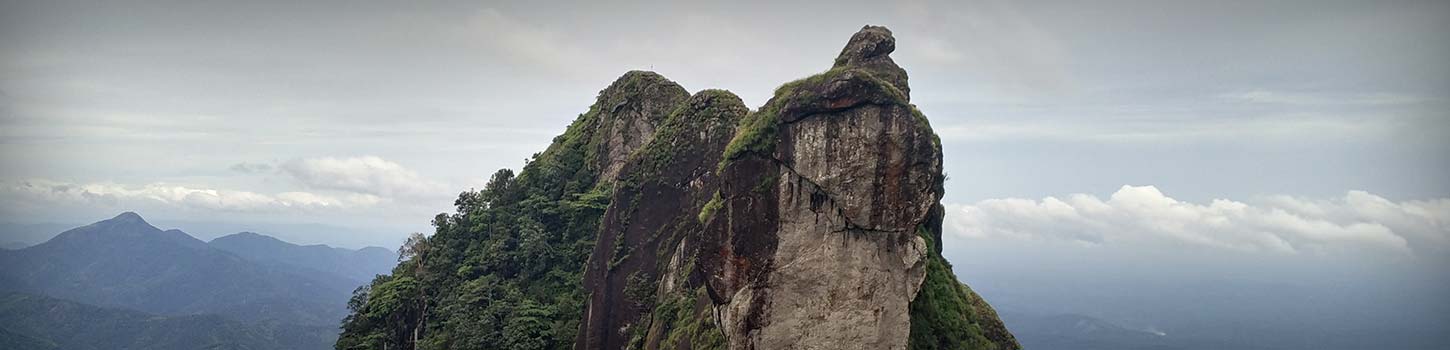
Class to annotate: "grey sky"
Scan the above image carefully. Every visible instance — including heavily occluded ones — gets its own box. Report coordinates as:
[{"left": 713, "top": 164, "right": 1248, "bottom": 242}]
[{"left": 1, "top": 0, "right": 1447, "bottom": 252}]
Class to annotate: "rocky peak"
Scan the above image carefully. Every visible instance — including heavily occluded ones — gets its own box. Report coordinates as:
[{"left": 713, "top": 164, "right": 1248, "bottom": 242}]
[
  {"left": 37, "top": 212, "right": 209, "bottom": 253},
  {"left": 834, "top": 25, "right": 896, "bottom": 67},
  {"left": 694, "top": 26, "right": 1013, "bottom": 349},
  {"left": 110, "top": 211, "right": 148, "bottom": 224},
  {"left": 593, "top": 71, "right": 690, "bottom": 180},
  {"left": 832, "top": 25, "right": 911, "bottom": 98},
  {"left": 70, "top": 212, "right": 161, "bottom": 238}
]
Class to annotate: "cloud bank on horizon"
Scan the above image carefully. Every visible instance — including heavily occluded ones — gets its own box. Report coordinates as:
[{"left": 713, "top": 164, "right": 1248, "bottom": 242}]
[
  {"left": 0, "top": 155, "right": 464, "bottom": 236},
  {"left": 1, "top": 178, "right": 382, "bottom": 212},
  {"left": 947, "top": 185, "right": 1450, "bottom": 257}
]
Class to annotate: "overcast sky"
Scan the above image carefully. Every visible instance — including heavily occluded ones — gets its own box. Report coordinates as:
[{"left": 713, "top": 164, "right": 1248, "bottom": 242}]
[{"left": 1, "top": 0, "right": 1447, "bottom": 260}]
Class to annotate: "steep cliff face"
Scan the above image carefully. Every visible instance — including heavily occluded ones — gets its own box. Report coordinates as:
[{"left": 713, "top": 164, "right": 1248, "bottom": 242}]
[
  {"left": 577, "top": 90, "right": 746, "bottom": 350},
  {"left": 595, "top": 73, "right": 693, "bottom": 181},
  {"left": 338, "top": 25, "right": 1015, "bottom": 350},
  {"left": 578, "top": 25, "right": 1017, "bottom": 350},
  {"left": 694, "top": 25, "right": 1010, "bottom": 350}
]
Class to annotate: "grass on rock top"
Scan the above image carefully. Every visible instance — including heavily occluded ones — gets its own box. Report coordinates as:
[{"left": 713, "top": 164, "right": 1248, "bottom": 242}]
[{"left": 718, "top": 67, "right": 911, "bottom": 171}]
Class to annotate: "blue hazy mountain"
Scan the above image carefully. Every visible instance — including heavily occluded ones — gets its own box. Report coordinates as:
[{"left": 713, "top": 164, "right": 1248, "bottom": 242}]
[{"left": 0, "top": 212, "right": 357, "bottom": 326}]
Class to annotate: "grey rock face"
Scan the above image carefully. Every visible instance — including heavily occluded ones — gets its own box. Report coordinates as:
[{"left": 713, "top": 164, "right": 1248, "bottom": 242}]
[
  {"left": 703, "top": 25, "right": 942, "bottom": 350},
  {"left": 833, "top": 25, "right": 910, "bottom": 99},
  {"left": 577, "top": 89, "right": 747, "bottom": 350},
  {"left": 594, "top": 71, "right": 691, "bottom": 180},
  {"left": 781, "top": 103, "right": 940, "bottom": 233},
  {"left": 718, "top": 165, "right": 931, "bottom": 350}
]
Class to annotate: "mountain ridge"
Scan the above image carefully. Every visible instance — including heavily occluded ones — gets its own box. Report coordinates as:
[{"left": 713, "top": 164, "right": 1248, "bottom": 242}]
[
  {"left": 210, "top": 230, "right": 397, "bottom": 283},
  {"left": 0, "top": 212, "right": 361, "bottom": 326}
]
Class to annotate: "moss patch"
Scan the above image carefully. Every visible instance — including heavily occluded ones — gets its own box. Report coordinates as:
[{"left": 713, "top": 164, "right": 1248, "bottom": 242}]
[{"left": 698, "top": 191, "right": 724, "bottom": 224}]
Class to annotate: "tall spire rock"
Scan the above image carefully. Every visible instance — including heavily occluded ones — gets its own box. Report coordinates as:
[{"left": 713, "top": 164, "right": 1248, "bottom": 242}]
[{"left": 694, "top": 25, "right": 1017, "bottom": 349}]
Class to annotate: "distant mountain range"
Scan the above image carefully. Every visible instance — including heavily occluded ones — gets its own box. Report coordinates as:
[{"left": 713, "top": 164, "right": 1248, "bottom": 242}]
[
  {"left": 0, "top": 212, "right": 397, "bottom": 350},
  {"left": 211, "top": 231, "right": 396, "bottom": 283},
  {"left": 0, "top": 219, "right": 406, "bottom": 251}
]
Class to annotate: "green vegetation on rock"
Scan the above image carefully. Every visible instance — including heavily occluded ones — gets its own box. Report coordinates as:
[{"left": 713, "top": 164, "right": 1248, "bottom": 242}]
[
  {"left": 624, "top": 89, "right": 745, "bottom": 186},
  {"left": 719, "top": 67, "right": 910, "bottom": 171},
  {"left": 697, "top": 191, "right": 723, "bottom": 224},
  {"left": 579, "top": 88, "right": 743, "bottom": 350},
  {"left": 909, "top": 226, "right": 1017, "bottom": 350},
  {"left": 648, "top": 286, "right": 725, "bottom": 349}
]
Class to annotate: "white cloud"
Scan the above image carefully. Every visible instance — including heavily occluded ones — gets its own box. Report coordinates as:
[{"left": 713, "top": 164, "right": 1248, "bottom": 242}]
[
  {"left": 0, "top": 179, "right": 381, "bottom": 213},
  {"left": 279, "top": 156, "right": 446, "bottom": 198},
  {"left": 946, "top": 185, "right": 1450, "bottom": 255}
]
